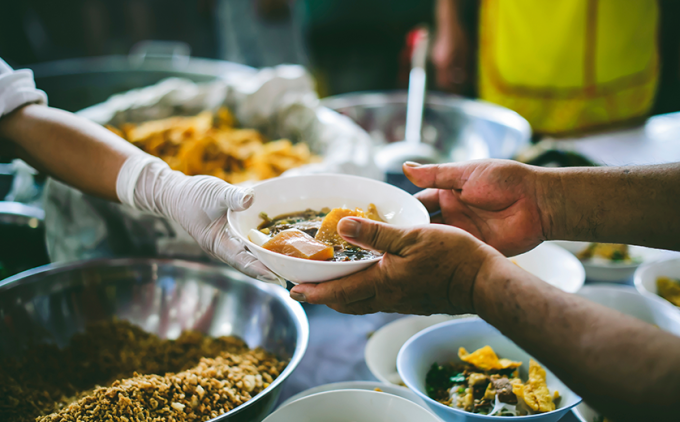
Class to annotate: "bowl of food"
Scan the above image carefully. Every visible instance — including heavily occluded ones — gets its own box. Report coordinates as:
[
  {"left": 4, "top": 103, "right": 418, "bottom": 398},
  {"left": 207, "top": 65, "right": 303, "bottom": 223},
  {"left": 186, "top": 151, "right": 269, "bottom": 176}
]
[
  {"left": 227, "top": 174, "right": 430, "bottom": 283},
  {"left": 397, "top": 318, "right": 581, "bottom": 421},
  {"left": 511, "top": 243, "right": 585, "bottom": 293},
  {"left": 573, "top": 284, "right": 680, "bottom": 421},
  {"left": 263, "top": 390, "right": 443, "bottom": 422},
  {"left": 634, "top": 256, "right": 680, "bottom": 309},
  {"left": 0, "top": 258, "right": 308, "bottom": 422},
  {"left": 277, "top": 380, "right": 430, "bottom": 410},
  {"left": 551, "top": 241, "right": 676, "bottom": 282}
]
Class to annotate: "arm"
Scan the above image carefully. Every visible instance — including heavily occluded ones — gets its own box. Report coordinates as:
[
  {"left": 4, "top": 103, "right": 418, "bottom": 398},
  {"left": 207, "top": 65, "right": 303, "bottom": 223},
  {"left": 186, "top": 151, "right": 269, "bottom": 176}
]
[
  {"left": 290, "top": 218, "right": 680, "bottom": 422},
  {"left": 475, "top": 255, "right": 680, "bottom": 422},
  {"left": 542, "top": 163, "right": 680, "bottom": 251},
  {"left": 0, "top": 104, "right": 139, "bottom": 201}
]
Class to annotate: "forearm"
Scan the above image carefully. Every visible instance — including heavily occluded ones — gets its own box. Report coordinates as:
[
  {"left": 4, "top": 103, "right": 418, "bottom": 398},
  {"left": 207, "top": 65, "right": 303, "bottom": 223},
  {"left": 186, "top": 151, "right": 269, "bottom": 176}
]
[
  {"left": 436, "top": 0, "right": 460, "bottom": 35},
  {"left": 0, "top": 104, "right": 143, "bottom": 201},
  {"left": 538, "top": 163, "right": 680, "bottom": 251},
  {"left": 473, "top": 256, "right": 680, "bottom": 421}
]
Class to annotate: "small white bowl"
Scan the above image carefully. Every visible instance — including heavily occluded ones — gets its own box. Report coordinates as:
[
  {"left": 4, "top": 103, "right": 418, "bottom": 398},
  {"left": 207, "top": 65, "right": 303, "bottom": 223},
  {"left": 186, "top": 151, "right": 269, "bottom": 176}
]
[
  {"left": 551, "top": 241, "right": 677, "bottom": 282},
  {"left": 365, "top": 315, "right": 471, "bottom": 385},
  {"left": 227, "top": 174, "right": 429, "bottom": 284},
  {"left": 397, "top": 318, "right": 581, "bottom": 422},
  {"left": 263, "top": 389, "right": 443, "bottom": 422},
  {"left": 511, "top": 242, "right": 585, "bottom": 293},
  {"left": 277, "top": 380, "right": 430, "bottom": 410},
  {"left": 574, "top": 284, "right": 680, "bottom": 420},
  {"left": 634, "top": 256, "right": 680, "bottom": 309}
]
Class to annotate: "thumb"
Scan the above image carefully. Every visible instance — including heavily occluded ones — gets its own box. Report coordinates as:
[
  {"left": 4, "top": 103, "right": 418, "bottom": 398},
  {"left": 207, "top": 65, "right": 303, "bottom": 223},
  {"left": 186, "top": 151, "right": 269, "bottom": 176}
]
[
  {"left": 221, "top": 184, "right": 254, "bottom": 212},
  {"left": 403, "top": 161, "right": 470, "bottom": 190},
  {"left": 337, "top": 217, "right": 414, "bottom": 256}
]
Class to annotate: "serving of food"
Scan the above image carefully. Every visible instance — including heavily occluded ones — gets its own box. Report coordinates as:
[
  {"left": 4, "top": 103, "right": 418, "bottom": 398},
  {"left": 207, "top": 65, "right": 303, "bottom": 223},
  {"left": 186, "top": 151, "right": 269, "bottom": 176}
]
[
  {"left": 247, "top": 205, "right": 384, "bottom": 262},
  {"left": 575, "top": 243, "right": 636, "bottom": 264},
  {"left": 0, "top": 320, "right": 287, "bottom": 422},
  {"left": 227, "top": 174, "right": 430, "bottom": 283},
  {"left": 106, "top": 107, "right": 320, "bottom": 184},
  {"left": 397, "top": 318, "right": 581, "bottom": 422},
  {"left": 425, "top": 345, "right": 559, "bottom": 417}
]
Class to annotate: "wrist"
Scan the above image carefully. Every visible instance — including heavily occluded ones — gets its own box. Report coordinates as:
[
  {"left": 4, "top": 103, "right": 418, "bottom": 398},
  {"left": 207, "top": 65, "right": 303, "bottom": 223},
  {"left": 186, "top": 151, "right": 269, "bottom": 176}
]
[
  {"left": 534, "top": 166, "right": 567, "bottom": 241},
  {"left": 470, "top": 253, "right": 513, "bottom": 318},
  {"left": 447, "top": 239, "right": 499, "bottom": 315}
]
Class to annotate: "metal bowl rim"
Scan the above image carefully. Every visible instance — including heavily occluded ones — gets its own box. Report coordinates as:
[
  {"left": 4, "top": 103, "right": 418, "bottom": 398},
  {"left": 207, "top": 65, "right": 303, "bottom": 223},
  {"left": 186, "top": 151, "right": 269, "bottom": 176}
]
[
  {"left": 0, "top": 257, "right": 309, "bottom": 419},
  {"left": 320, "top": 89, "right": 532, "bottom": 140}
]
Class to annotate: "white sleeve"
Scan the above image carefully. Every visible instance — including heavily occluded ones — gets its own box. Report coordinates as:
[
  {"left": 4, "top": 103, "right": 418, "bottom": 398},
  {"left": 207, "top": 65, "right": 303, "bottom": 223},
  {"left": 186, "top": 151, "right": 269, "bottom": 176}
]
[{"left": 0, "top": 58, "right": 48, "bottom": 118}]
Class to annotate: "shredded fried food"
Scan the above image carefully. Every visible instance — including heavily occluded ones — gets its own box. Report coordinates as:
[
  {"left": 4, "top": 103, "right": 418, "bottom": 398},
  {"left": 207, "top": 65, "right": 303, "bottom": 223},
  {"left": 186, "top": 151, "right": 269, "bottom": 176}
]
[
  {"left": 107, "top": 108, "right": 320, "bottom": 184},
  {"left": 0, "top": 320, "right": 286, "bottom": 422}
]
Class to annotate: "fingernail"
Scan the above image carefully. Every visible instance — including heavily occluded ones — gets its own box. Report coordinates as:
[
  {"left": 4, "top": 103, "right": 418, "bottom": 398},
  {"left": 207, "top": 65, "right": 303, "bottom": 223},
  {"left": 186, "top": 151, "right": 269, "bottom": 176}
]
[
  {"left": 403, "top": 161, "right": 422, "bottom": 168},
  {"left": 338, "top": 218, "right": 361, "bottom": 238},
  {"left": 290, "top": 291, "right": 306, "bottom": 302}
]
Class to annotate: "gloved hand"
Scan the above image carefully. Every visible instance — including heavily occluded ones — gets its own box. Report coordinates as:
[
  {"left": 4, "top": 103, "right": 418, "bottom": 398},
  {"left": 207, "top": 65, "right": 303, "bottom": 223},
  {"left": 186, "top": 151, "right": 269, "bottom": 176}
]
[{"left": 116, "top": 154, "right": 285, "bottom": 287}]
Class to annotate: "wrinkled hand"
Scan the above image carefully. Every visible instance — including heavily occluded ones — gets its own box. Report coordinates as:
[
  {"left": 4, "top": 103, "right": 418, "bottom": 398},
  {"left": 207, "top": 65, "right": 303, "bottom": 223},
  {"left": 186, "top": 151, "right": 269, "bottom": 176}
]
[
  {"left": 404, "top": 160, "right": 549, "bottom": 257},
  {"left": 289, "top": 216, "right": 496, "bottom": 315},
  {"left": 117, "top": 155, "right": 284, "bottom": 286}
]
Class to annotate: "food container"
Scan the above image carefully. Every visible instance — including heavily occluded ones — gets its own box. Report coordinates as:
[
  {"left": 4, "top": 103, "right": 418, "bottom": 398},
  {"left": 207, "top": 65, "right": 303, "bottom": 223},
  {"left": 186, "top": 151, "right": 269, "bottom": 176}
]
[
  {"left": 0, "top": 258, "right": 309, "bottom": 422},
  {"left": 397, "top": 318, "right": 581, "bottom": 422}
]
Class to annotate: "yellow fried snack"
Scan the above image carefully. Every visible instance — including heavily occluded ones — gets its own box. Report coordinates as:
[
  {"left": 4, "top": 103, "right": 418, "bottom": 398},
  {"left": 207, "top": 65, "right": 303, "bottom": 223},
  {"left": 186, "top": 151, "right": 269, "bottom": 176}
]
[
  {"left": 513, "top": 359, "right": 556, "bottom": 413},
  {"left": 657, "top": 276, "right": 680, "bottom": 307},
  {"left": 458, "top": 346, "right": 522, "bottom": 372},
  {"left": 315, "top": 208, "right": 366, "bottom": 247},
  {"left": 107, "top": 108, "right": 320, "bottom": 184}
]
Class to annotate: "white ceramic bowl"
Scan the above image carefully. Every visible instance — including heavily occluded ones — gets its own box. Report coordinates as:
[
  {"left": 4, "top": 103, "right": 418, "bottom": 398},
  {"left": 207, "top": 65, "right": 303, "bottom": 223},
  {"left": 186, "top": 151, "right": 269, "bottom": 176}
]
[
  {"left": 397, "top": 318, "right": 581, "bottom": 422},
  {"left": 512, "top": 242, "right": 585, "bottom": 293},
  {"left": 365, "top": 315, "right": 470, "bottom": 385},
  {"left": 227, "top": 174, "right": 429, "bottom": 284},
  {"left": 574, "top": 284, "right": 680, "bottom": 420},
  {"left": 551, "top": 241, "right": 677, "bottom": 283},
  {"left": 277, "top": 381, "right": 430, "bottom": 410},
  {"left": 263, "top": 389, "right": 443, "bottom": 422},
  {"left": 634, "top": 256, "right": 680, "bottom": 309}
]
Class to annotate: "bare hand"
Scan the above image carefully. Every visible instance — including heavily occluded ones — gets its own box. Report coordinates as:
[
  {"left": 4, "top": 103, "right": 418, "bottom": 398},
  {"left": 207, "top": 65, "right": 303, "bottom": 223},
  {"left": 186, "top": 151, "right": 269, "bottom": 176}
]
[
  {"left": 405, "top": 160, "right": 551, "bottom": 256},
  {"left": 289, "top": 216, "right": 496, "bottom": 315}
]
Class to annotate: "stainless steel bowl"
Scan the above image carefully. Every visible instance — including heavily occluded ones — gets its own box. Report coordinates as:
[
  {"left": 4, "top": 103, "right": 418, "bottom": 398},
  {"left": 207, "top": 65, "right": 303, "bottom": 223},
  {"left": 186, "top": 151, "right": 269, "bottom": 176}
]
[
  {"left": 321, "top": 91, "right": 531, "bottom": 162},
  {"left": 0, "top": 258, "right": 308, "bottom": 422}
]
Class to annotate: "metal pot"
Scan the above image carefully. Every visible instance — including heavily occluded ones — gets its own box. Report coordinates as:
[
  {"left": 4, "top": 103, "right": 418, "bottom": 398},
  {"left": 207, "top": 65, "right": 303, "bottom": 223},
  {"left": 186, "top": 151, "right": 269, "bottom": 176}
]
[
  {"left": 322, "top": 91, "right": 531, "bottom": 162},
  {"left": 0, "top": 258, "right": 309, "bottom": 422},
  {"left": 29, "top": 41, "right": 254, "bottom": 112}
]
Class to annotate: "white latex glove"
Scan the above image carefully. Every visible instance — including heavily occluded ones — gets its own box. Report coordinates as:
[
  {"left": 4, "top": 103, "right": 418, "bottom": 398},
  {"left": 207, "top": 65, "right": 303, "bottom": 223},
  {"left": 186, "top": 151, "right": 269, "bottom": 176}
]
[{"left": 116, "top": 154, "right": 285, "bottom": 287}]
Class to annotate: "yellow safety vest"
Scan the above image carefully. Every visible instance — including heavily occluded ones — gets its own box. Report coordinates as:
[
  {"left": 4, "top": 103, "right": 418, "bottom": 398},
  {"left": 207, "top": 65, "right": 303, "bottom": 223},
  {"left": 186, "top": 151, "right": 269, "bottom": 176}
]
[{"left": 479, "top": 0, "right": 659, "bottom": 135}]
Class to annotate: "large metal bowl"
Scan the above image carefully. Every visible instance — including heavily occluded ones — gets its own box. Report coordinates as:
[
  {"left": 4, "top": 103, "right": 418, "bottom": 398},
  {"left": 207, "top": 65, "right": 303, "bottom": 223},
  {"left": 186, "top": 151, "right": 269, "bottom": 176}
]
[
  {"left": 0, "top": 258, "right": 308, "bottom": 422},
  {"left": 322, "top": 91, "right": 531, "bottom": 162}
]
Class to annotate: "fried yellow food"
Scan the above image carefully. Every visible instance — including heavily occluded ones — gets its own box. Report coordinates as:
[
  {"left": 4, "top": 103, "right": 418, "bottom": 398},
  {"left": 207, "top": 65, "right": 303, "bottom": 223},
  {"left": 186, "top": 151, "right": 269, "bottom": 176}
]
[
  {"left": 512, "top": 359, "right": 556, "bottom": 413},
  {"left": 263, "top": 229, "right": 334, "bottom": 261},
  {"left": 458, "top": 346, "right": 522, "bottom": 372},
  {"left": 657, "top": 276, "right": 680, "bottom": 306},
  {"left": 107, "top": 108, "right": 320, "bottom": 184}
]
